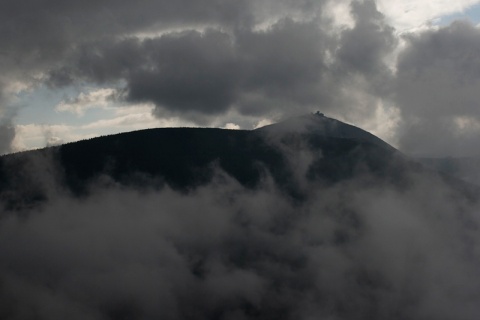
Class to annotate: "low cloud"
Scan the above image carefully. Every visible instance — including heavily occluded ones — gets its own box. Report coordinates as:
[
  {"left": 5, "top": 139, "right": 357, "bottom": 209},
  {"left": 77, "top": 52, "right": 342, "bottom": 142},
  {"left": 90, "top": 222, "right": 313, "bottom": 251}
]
[
  {"left": 394, "top": 21, "right": 480, "bottom": 156},
  {"left": 1, "top": 137, "right": 480, "bottom": 319},
  {"left": 0, "top": 119, "right": 15, "bottom": 155}
]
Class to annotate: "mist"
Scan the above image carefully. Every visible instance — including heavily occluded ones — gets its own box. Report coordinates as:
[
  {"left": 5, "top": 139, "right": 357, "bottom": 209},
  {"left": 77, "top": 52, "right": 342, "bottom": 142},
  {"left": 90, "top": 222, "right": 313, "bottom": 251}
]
[{"left": 1, "top": 143, "right": 480, "bottom": 320}]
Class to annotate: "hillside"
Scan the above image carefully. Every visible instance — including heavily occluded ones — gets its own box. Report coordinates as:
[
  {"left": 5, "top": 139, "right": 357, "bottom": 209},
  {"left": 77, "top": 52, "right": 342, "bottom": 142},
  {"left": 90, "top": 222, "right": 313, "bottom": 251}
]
[
  {"left": 0, "top": 114, "right": 476, "bottom": 210},
  {"left": 0, "top": 114, "right": 414, "bottom": 208}
]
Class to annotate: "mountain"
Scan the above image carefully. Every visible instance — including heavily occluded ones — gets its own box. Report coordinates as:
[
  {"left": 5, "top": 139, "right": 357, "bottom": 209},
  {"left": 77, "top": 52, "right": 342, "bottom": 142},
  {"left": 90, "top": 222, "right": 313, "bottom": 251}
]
[
  {"left": 258, "top": 113, "right": 397, "bottom": 152},
  {"left": 0, "top": 113, "right": 476, "bottom": 210},
  {"left": 2, "top": 114, "right": 480, "bottom": 320}
]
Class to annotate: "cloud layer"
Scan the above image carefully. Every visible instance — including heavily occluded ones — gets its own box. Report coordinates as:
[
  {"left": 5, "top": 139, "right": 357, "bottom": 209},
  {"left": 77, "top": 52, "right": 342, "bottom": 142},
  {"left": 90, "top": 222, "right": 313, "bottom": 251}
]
[
  {"left": 3, "top": 0, "right": 480, "bottom": 154},
  {"left": 1, "top": 143, "right": 480, "bottom": 319},
  {"left": 395, "top": 21, "right": 480, "bottom": 156},
  {"left": 42, "top": 0, "right": 398, "bottom": 127}
]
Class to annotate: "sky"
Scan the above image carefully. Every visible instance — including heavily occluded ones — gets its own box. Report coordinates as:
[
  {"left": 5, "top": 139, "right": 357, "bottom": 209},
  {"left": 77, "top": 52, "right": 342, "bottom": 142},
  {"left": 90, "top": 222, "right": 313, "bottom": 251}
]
[{"left": 3, "top": 0, "right": 480, "bottom": 156}]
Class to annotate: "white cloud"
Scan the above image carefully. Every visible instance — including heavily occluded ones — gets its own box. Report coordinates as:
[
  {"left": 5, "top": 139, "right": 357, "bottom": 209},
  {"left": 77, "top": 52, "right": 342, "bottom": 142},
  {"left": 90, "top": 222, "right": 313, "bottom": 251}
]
[
  {"left": 12, "top": 104, "right": 198, "bottom": 151},
  {"left": 11, "top": 123, "right": 91, "bottom": 152},
  {"left": 359, "top": 101, "right": 401, "bottom": 148},
  {"left": 323, "top": 0, "right": 355, "bottom": 30},
  {"left": 253, "top": 119, "right": 274, "bottom": 129},
  {"left": 223, "top": 123, "right": 241, "bottom": 130},
  {"left": 55, "top": 88, "right": 116, "bottom": 116},
  {"left": 84, "top": 103, "right": 198, "bottom": 131},
  {"left": 377, "top": 0, "right": 480, "bottom": 32}
]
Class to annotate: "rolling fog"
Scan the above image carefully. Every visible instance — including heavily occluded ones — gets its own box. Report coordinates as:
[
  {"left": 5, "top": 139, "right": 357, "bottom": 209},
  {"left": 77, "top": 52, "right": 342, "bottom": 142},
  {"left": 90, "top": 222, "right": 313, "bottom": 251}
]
[{"left": 0, "top": 145, "right": 479, "bottom": 320}]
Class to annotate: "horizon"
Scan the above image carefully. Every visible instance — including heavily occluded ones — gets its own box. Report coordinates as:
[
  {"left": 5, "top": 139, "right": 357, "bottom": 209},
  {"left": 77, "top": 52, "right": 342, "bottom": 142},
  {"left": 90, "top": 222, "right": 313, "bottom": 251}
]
[
  {"left": 0, "top": 113, "right": 398, "bottom": 157},
  {"left": 3, "top": 112, "right": 477, "bottom": 160}
]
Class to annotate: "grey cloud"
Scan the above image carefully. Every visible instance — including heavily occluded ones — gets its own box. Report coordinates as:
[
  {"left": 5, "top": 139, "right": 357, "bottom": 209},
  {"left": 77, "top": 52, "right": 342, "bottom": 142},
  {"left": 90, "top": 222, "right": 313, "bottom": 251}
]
[
  {"left": 337, "top": 0, "right": 396, "bottom": 79},
  {"left": 235, "top": 19, "right": 330, "bottom": 116},
  {"left": 309, "top": 0, "right": 397, "bottom": 125},
  {"left": 49, "top": 38, "right": 144, "bottom": 87},
  {"left": 128, "top": 30, "right": 238, "bottom": 115},
  {"left": 36, "top": 0, "right": 398, "bottom": 129},
  {"left": 232, "top": 0, "right": 397, "bottom": 122},
  {"left": 0, "top": 0, "right": 251, "bottom": 50},
  {"left": 0, "top": 97, "right": 16, "bottom": 155},
  {"left": 0, "top": 0, "right": 321, "bottom": 74},
  {"left": 48, "top": 18, "right": 332, "bottom": 120},
  {"left": 49, "top": 11, "right": 394, "bottom": 122},
  {"left": 329, "top": 0, "right": 397, "bottom": 123},
  {"left": 0, "top": 120, "right": 15, "bottom": 155},
  {"left": 395, "top": 21, "right": 480, "bottom": 156}
]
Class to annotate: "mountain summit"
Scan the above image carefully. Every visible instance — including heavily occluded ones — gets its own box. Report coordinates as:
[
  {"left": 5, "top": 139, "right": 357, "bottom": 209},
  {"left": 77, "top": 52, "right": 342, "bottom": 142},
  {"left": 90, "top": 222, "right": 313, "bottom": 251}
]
[{"left": 257, "top": 113, "right": 396, "bottom": 152}]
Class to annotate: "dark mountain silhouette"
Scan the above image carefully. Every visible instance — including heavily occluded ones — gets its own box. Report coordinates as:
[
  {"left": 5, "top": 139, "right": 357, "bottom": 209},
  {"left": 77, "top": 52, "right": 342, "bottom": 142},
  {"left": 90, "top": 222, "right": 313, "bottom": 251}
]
[
  {"left": 0, "top": 113, "right": 477, "bottom": 210},
  {"left": 2, "top": 114, "right": 480, "bottom": 320}
]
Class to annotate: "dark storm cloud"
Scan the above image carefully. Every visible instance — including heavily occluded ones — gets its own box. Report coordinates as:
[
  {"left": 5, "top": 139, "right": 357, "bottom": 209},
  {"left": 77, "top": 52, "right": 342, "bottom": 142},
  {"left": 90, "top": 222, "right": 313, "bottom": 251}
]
[
  {"left": 0, "top": 0, "right": 247, "bottom": 82},
  {"left": 47, "top": 18, "right": 331, "bottom": 118},
  {"left": 395, "top": 21, "right": 480, "bottom": 156},
  {"left": 0, "top": 0, "right": 255, "bottom": 93},
  {"left": 336, "top": 0, "right": 396, "bottom": 84},
  {"left": 0, "top": 0, "right": 322, "bottom": 74},
  {"left": 0, "top": 0, "right": 251, "bottom": 48},
  {"left": 0, "top": 0, "right": 325, "bottom": 150},
  {"left": 1, "top": 146, "right": 480, "bottom": 319},
  {"left": 47, "top": 30, "right": 239, "bottom": 117},
  {"left": 46, "top": 0, "right": 397, "bottom": 123},
  {"left": 234, "top": 18, "right": 331, "bottom": 116},
  {"left": 128, "top": 30, "right": 238, "bottom": 115}
]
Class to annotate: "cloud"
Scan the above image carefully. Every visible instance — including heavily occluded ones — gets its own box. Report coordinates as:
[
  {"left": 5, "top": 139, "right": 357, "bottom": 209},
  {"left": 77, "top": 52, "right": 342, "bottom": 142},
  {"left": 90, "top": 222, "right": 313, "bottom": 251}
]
[
  {"left": 0, "top": 119, "right": 15, "bottom": 155},
  {"left": 56, "top": 88, "right": 117, "bottom": 116},
  {"left": 0, "top": 81, "right": 17, "bottom": 154},
  {"left": 377, "top": 0, "right": 480, "bottom": 32},
  {"left": 1, "top": 142, "right": 480, "bottom": 319},
  {"left": 44, "top": 1, "right": 396, "bottom": 128},
  {"left": 127, "top": 30, "right": 239, "bottom": 116},
  {"left": 47, "top": 19, "right": 331, "bottom": 120},
  {"left": 223, "top": 123, "right": 241, "bottom": 130},
  {"left": 337, "top": 0, "right": 397, "bottom": 78},
  {"left": 2, "top": 0, "right": 480, "bottom": 157},
  {"left": 0, "top": 0, "right": 324, "bottom": 86},
  {"left": 12, "top": 106, "right": 198, "bottom": 151},
  {"left": 394, "top": 20, "right": 480, "bottom": 156}
]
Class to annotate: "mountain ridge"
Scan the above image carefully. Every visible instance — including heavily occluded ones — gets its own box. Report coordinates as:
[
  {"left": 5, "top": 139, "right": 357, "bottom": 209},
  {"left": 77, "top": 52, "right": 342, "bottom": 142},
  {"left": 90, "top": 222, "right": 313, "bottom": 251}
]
[{"left": 0, "top": 114, "right": 477, "bottom": 210}]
